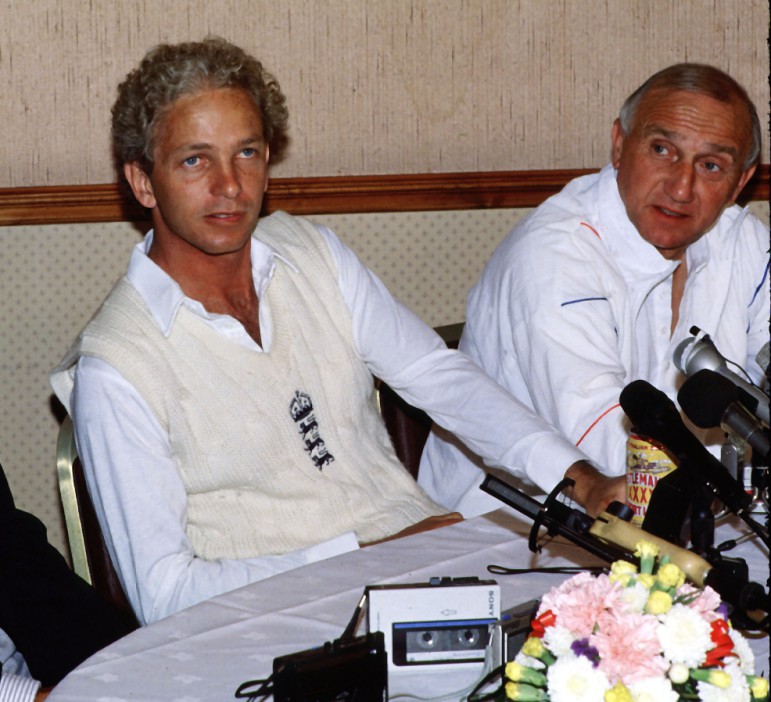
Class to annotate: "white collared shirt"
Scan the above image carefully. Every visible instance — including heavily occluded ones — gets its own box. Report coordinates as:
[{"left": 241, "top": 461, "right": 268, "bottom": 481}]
[{"left": 71, "top": 220, "right": 587, "bottom": 625}]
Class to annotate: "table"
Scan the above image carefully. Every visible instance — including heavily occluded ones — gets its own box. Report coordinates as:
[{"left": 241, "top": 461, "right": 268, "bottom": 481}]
[{"left": 48, "top": 509, "right": 768, "bottom": 701}]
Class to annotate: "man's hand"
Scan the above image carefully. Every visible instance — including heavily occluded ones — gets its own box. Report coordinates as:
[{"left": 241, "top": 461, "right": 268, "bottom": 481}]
[
  {"left": 361, "top": 512, "right": 464, "bottom": 546},
  {"left": 564, "top": 460, "right": 626, "bottom": 518}
]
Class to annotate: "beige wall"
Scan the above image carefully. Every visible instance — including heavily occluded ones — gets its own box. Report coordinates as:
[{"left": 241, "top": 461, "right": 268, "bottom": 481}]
[
  {"left": 0, "top": 0, "right": 768, "bottom": 187},
  {"left": 0, "top": 0, "right": 769, "bottom": 558}
]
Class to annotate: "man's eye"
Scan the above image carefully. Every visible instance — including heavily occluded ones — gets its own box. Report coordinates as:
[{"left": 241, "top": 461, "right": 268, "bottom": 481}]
[
  {"left": 240, "top": 148, "right": 257, "bottom": 158},
  {"left": 651, "top": 143, "right": 667, "bottom": 155},
  {"left": 703, "top": 161, "right": 721, "bottom": 173},
  {"left": 183, "top": 156, "right": 200, "bottom": 167}
]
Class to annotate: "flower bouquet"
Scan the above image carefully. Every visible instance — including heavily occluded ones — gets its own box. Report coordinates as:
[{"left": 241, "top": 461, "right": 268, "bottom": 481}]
[{"left": 500, "top": 541, "right": 768, "bottom": 702}]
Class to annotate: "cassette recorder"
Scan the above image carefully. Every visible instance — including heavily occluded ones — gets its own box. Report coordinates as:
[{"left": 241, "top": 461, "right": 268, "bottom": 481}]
[{"left": 366, "top": 576, "right": 500, "bottom": 674}]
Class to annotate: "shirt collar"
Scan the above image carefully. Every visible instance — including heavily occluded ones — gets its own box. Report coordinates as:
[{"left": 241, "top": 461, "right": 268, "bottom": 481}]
[
  {"left": 126, "top": 229, "right": 297, "bottom": 337},
  {"left": 595, "top": 164, "right": 710, "bottom": 281}
]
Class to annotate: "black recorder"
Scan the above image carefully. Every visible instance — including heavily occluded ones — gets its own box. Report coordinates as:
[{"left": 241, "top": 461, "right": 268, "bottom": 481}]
[
  {"left": 271, "top": 632, "right": 387, "bottom": 702},
  {"left": 366, "top": 577, "right": 500, "bottom": 676}
]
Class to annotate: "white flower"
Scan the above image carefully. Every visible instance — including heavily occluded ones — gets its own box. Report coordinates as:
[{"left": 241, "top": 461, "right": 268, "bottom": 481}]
[
  {"left": 513, "top": 651, "right": 545, "bottom": 670},
  {"left": 728, "top": 628, "right": 755, "bottom": 674},
  {"left": 543, "top": 624, "right": 577, "bottom": 658},
  {"left": 619, "top": 581, "right": 650, "bottom": 613},
  {"left": 668, "top": 663, "right": 690, "bottom": 685},
  {"left": 547, "top": 655, "right": 610, "bottom": 702},
  {"left": 628, "top": 676, "right": 679, "bottom": 702},
  {"left": 657, "top": 603, "right": 712, "bottom": 667},
  {"left": 697, "top": 662, "right": 750, "bottom": 702}
]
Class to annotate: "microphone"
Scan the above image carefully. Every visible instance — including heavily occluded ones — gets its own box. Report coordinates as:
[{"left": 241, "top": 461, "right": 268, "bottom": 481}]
[
  {"left": 674, "top": 328, "right": 769, "bottom": 424},
  {"left": 756, "top": 341, "right": 770, "bottom": 384},
  {"left": 678, "top": 369, "right": 770, "bottom": 462},
  {"left": 619, "top": 380, "right": 752, "bottom": 515},
  {"left": 480, "top": 474, "right": 768, "bottom": 623}
]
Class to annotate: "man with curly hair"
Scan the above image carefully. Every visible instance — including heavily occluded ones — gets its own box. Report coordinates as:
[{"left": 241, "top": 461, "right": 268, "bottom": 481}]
[{"left": 51, "top": 38, "right": 595, "bottom": 625}]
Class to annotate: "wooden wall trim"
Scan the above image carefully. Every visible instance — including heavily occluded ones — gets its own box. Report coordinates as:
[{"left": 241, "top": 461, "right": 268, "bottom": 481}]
[{"left": 0, "top": 166, "right": 767, "bottom": 226}]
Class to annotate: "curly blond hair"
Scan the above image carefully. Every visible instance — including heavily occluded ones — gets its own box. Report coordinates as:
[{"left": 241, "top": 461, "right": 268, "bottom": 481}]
[{"left": 111, "top": 37, "right": 289, "bottom": 174}]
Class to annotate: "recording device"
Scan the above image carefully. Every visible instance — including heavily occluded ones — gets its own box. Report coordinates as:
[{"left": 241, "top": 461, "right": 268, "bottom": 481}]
[
  {"left": 674, "top": 327, "right": 769, "bottom": 424},
  {"left": 678, "top": 369, "right": 770, "bottom": 462},
  {"left": 480, "top": 474, "right": 769, "bottom": 629},
  {"left": 488, "top": 599, "right": 540, "bottom": 669},
  {"left": 270, "top": 632, "right": 387, "bottom": 702},
  {"left": 366, "top": 577, "right": 500, "bottom": 675},
  {"left": 619, "top": 379, "right": 753, "bottom": 516}
]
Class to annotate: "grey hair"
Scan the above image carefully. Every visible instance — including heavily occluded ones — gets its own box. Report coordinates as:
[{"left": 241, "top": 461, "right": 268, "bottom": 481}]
[
  {"left": 618, "top": 63, "right": 760, "bottom": 170},
  {"left": 111, "top": 36, "right": 289, "bottom": 174}
]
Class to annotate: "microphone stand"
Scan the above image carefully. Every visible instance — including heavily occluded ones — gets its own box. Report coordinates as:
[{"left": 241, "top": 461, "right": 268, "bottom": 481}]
[{"left": 480, "top": 474, "right": 769, "bottom": 632}]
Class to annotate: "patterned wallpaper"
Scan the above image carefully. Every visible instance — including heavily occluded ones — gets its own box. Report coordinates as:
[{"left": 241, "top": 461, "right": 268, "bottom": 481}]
[{"left": 0, "top": 0, "right": 768, "bottom": 187}]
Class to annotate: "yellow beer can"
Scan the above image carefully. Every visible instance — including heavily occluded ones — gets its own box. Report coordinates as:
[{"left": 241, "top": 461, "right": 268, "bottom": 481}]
[{"left": 625, "top": 433, "right": 678, "bottom": 526}]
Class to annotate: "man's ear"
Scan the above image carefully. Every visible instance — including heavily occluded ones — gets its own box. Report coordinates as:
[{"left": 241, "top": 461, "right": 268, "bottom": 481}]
[
  {"left": 610, "top": 119, "right": 625, "bottom": 169},
  {"left": 123, "top": 162, "right": 157, "bottom": 209},
  {"left": 263, "top": 145, "right": 270, "bottom": 194},
  {"left": 728, "top": 163, "right": 757, "bottom": 205}
]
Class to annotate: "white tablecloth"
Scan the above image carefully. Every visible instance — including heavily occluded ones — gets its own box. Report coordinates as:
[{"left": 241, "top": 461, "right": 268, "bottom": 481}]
[{"left": 48, "top": 509, "right": 768, "bottom": 701}]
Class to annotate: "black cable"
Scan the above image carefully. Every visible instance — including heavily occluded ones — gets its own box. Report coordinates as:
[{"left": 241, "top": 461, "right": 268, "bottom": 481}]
[
  {"left": 487, "top": 565, "right": 607, "bottom": 576},
  {"left": 234, "top": 674, "right": 273, "bottom": 700},
  {"left": 466, "top": 664, "right": 506, "bottom": 702}
]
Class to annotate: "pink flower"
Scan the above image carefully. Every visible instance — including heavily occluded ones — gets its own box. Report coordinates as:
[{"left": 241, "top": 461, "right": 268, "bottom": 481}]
[
  {"left": 538, "top": 572, "right": 624, "bottom": 639},
  {"left": 592, "top": 609, "right": 668, "bottom": 685},
  {"left": 677, "top": 583, "right": 722, "bottom": 622}
]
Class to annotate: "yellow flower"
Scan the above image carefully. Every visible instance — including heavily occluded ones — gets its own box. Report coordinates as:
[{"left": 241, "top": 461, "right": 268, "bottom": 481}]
[
  {"left": 522, "top": 636, "right": 545, "bottom": 658},
  {"left": 749, "top": 676, "right": 769, "bottom": 699},
  {"left": 645, "top": 590, "right": 673, "bottom": 615},
  {"left": 638, "top": 573, "right": 655, "bottom": 589},
  {"left": 634, "top": 540, "right": 660, "bottom": 574},
  {"left": 707, "top": 670, "right": 732, "bottom": 688},
  {"left": 656, "top": 562, "right": 685, "bottom": 589},
  {"left": 604, "top": 682, "right": 633, "bottom": 702},
  {"left": 505, "top": 681, "right": 547, "bottom": 701},
  {"left": 634, "top": 540, "right": 660, "bottom": 560},
  {"left": 505, "top": 662, "right": 547, "bottom": 687},
  {"left": 609, "top": 560, "right": 638, "bottom": 586},
  {"left": 692, "top": 668, "right": 732, "bottom": 688}
]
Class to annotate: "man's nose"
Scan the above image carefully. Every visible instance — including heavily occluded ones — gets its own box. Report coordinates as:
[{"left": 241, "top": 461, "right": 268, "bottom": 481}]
[
  {"left": 212, "top": 162, "right": 241, "bottom": 198},
  {"left": 666, "top": 161, "right": 695, "bottom": 203}
]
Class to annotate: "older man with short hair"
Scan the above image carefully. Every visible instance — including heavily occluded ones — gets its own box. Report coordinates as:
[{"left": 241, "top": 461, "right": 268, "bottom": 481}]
[{"left": 420, "top": 63, "right": 768, "bottom": 519}]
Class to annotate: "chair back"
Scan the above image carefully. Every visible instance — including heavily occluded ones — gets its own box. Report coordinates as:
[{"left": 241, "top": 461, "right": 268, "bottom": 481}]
[
  {"left": 56, "top": 417, "right": 138, "bottom": 630},
  {"left": 376, "top": 380, "right": 432, "bottom": 479},
  {"left": 375, "top": 323, "right": 464, "bottom": 479}
]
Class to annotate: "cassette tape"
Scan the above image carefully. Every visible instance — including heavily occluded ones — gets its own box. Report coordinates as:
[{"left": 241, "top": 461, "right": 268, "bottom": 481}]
[
  {"left": 366, "top": 576, "right": 500, "bottom": 674},
  {"left": 392, "top": 618, "right": 491, "bottom": 665}
]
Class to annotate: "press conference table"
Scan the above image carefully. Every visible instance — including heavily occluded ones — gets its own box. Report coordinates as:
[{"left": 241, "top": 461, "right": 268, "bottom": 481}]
[{"left": 48, "top": 508, "right": 769, "bottom": 701}]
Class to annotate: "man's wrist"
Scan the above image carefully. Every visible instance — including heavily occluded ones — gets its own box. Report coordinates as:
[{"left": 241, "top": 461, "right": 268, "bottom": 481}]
[{"left": 564, "top": 460, "right": 602, "bottom": 505}]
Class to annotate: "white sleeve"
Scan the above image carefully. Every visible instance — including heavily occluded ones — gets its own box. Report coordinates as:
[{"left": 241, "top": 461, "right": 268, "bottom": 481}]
[
  {"left": 480, "top": 226, "right": 630, "bottom": 477},
  {"left": 315, "top": 225, "right": 587, "bottom": 487},
  {"left": 744, "top": 222, "right": 770, "bottom": 386},
  {"left": 0, "top": 674, "right": 40, "bottom": 702},
  {"left": 70, "top": 357, "right": 358, "bottom": 626}
]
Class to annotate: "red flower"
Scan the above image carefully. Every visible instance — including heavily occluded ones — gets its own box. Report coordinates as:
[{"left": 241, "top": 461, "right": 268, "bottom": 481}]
[
  {"left": 531, "top": 609, "right": 557, "bottom": 638},
  {"left": 704, "top": 619, "right": 735, "bottom": 667}
]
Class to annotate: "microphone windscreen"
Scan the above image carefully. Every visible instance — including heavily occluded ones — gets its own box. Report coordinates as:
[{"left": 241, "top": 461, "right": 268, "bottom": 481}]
[
  {"left": 619, "top": 379, "right": 678, "bottom": 429},
  {"left": 677, "top": 369, "right": 739, "bottom": 429}
]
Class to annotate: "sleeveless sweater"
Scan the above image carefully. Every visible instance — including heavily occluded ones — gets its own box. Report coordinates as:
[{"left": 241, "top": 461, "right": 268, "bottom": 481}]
[{"left": 53, "top": 212, "right": 445, "bottom": 558}]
